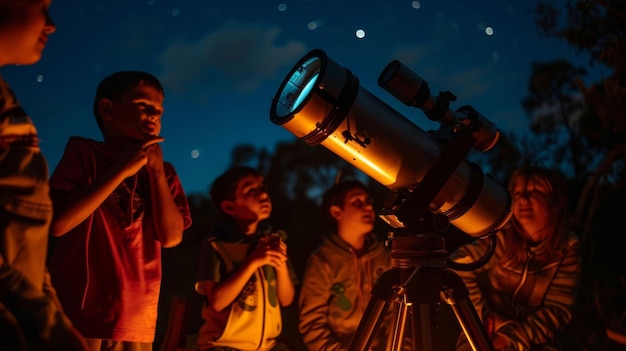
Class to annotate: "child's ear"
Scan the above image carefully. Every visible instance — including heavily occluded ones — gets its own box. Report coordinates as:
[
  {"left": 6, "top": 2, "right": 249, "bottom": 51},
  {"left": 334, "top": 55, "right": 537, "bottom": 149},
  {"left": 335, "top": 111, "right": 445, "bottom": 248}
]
[
  {"left": 220, "top": 201, "right": 236, "bottom": 216},
  {"left": 98, "top": 99, "right": 113, "bottom": 119},
  {"left": 329, "top": 205, "right": 342, "bottom": 221}
]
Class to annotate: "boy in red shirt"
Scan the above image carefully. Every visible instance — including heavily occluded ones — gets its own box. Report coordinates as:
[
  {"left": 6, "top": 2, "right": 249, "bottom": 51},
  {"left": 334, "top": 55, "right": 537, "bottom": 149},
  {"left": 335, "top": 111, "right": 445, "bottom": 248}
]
[{"left": 48, "top": 71, "right": 192, "bottom": 350}]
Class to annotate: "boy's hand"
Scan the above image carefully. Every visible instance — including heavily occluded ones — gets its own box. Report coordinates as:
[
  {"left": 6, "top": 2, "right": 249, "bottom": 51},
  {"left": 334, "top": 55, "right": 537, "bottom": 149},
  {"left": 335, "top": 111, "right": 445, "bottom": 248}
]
[
  {"left": 144, "top": 141, "right": 164, "bottom": 173},
  {"left": 272, "top": 240, "right": 289, "bottom": 271},
  {"left": 249, "top": 236, "right": 288, "bottom": 270},
  {"left": 115, "top": 137, "right": 163, "bottom": 177}
]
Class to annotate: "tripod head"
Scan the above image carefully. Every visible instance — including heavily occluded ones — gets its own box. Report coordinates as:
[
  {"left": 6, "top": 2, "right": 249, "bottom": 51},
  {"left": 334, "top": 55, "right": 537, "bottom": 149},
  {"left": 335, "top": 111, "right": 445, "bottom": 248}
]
[{"left": 377, "top": 110, "right": 501, "bottom": 270}]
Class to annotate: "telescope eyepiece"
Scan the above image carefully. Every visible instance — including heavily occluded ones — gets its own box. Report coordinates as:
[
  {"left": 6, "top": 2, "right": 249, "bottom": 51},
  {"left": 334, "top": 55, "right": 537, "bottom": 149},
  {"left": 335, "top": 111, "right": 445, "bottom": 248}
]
[{"left": 378, "top": 59, "right": 499, "bottom": 152}]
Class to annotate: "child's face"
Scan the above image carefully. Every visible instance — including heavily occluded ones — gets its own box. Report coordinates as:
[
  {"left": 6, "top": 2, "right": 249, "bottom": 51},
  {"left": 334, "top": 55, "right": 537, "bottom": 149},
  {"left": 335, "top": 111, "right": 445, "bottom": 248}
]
[
  {"left": 104, "top": 82, "right": 164, "bottom": 142},
  {"left": 0, "top": 0, "right": 55, "bottom": 65},
  {"left": 223, "top": 174, "right": 272, "bottom": 226},
  {"left": 511, "top": 174, "right": 552, "bottom": 241},
  {"left": 332, "top": 188, "right": 375, "bottom": 236}
]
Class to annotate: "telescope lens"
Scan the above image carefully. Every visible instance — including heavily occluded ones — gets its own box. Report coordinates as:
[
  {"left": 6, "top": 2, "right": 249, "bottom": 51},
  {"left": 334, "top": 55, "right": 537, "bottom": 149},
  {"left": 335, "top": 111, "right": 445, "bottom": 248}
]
[{"left": 273, "top": 56, "right": 321, "bottom": 119}]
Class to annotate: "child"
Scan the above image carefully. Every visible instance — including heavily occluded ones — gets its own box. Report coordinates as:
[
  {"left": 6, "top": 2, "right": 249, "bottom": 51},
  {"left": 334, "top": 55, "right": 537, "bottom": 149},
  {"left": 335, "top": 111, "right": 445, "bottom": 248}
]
[
  {"left": 451, "top": 166, "right": 580, "bottom": 351},
  {"left": 47, "top": 71, "right": 192, "bottom": 350},
  {"left": 0, "top": 0, "right": 87, "bottom": 349},
  {"left": 195, "top": 166, "right": 297, "bottom": 351},
  {"left": 298, "top": 179, "right": 390, "bottom": 351}
]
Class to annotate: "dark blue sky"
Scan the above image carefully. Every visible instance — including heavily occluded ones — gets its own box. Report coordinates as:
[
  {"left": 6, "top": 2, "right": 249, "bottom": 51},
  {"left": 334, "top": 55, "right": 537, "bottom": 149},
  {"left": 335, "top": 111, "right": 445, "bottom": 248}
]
[{"left": 2, "top": 0, "right": 598, "bottom": 195}]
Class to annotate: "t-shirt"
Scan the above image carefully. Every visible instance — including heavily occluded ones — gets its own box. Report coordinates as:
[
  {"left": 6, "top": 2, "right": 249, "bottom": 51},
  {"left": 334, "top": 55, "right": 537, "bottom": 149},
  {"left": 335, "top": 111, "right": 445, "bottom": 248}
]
[{"left": 48, "top": 137, "right": 192, "bottom": 342}]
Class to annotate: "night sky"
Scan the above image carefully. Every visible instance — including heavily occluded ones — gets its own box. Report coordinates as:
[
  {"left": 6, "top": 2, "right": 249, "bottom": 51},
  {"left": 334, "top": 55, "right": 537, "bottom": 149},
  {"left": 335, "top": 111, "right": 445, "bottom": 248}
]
[{"left": 2, "top": 0, "right": 595, "bottom": 195}]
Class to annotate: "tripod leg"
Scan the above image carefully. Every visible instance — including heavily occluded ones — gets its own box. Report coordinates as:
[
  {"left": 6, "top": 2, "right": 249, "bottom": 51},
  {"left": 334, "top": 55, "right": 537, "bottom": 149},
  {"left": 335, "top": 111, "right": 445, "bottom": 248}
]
[
  {"left": 393, "top": 263, "right": 447, "bottom": 351},
  {"left": 441, "top": 268, "right": 495, "bottom": 351},
  {"left": 415, "top": 302, "right": 438, "bottom": 350},
  {"left": 347, "top": 268, "right": 400, "bottom": 351},
  {"left": 386, "top": 296, "right": 409, "bottom": 351},
  {"left": 348, "top": 298, "right": 389, "bottom": 351}
]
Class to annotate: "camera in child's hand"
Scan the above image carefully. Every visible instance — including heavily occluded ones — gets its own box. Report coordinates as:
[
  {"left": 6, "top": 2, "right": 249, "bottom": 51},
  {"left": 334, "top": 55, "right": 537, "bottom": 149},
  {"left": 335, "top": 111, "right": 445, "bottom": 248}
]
[{"left": 261, "top": 233, "right": 282, "bottom": 250}]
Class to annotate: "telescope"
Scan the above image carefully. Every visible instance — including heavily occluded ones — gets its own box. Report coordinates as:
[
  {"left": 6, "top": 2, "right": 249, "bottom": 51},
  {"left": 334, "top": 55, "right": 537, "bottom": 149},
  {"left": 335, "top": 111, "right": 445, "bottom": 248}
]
[
  {"left": 270, "top": 49, "right": 512, "bottom": 351},
  {"left": 269, "top": 49, "right": 510, "bottom": 238}
]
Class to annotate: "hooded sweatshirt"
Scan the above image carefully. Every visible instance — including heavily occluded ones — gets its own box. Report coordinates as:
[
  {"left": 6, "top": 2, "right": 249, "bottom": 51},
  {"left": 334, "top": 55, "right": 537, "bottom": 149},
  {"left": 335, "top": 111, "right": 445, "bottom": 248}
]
[{"left": 299, "top": 232, "right": 390, "bottom": 351}]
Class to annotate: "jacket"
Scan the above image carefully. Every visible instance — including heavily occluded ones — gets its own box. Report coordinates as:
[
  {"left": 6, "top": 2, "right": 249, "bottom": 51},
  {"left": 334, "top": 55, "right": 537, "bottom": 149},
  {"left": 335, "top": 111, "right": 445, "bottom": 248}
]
[
  {"left": 298, "top": 232, "right": 390, "bottom": 351},
  {"left": 451, "top": 229, "right": 581, "bottom": 350}
]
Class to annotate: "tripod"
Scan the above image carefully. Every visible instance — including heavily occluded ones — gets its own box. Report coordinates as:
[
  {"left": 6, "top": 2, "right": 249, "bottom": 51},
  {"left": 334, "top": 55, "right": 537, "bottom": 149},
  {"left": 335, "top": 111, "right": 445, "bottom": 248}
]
[
  {"left": 346, "top": 227, "right": 495, "bottom": 351},
  {"left": 347, "top": 123, "right": 499, "bottom": 351}
]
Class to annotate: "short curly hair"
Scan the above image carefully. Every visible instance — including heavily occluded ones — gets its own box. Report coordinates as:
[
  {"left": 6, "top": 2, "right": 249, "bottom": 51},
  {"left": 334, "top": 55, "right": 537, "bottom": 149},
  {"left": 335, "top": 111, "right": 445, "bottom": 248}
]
[
  {"left": 210, "top": 166, "right": 262, "bottom": 216},
  {"left": 92, "top": 71, "right": 164, "bottom": 136},
  {"left": 321, "top": 179, "right": 368, "bottom": 229}
]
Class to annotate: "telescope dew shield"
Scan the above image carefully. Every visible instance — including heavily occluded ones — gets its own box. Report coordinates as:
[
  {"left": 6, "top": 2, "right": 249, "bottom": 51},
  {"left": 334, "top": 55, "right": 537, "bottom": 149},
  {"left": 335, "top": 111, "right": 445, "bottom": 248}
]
[{"left": 269, "top": 49, "right": 510, "bottom": 238}]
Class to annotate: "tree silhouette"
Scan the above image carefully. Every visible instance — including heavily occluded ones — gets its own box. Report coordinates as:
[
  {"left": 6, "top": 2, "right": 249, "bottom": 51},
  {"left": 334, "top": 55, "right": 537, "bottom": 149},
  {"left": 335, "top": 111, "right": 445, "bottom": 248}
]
[
  {"left": 534, "top": 0, "right": 626, "bottom": 230},
  {"left": 534, "top": 1, "right": 626, "bottom": 349},
  {"left": 520, "top": 60, "right": 593, "bottom": 204}
]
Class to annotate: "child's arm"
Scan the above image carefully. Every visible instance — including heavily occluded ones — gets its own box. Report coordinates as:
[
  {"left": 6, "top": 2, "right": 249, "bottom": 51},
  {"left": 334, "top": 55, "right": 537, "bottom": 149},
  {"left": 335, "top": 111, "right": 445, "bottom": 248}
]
[
  {"left": 201, "top": 260, "right": 259, "bottom": 312},
  {"left": 274, "top": 240, "right": 295, "bottom": 306},
  {"left": 144, "top": 143, "right": 184, "bottom": 248},
  {"left": 50, "top": 139, "right": 163, "bottom": 237},
  {"left": 298, "top": 255, "right": 343, "bottom": 350},
  {"left": 203, "top": 242, "right": 287, "bottom": 312}
]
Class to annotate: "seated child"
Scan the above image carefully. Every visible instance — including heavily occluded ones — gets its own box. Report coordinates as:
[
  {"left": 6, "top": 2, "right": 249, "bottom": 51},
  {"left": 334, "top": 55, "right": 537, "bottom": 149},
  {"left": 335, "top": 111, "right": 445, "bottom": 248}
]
[
  {"left": 299, "top": 180, "right": 391, "bottom": 351},
  {"left": 195, "top": 166, "right": 297, "bottom": 351}
]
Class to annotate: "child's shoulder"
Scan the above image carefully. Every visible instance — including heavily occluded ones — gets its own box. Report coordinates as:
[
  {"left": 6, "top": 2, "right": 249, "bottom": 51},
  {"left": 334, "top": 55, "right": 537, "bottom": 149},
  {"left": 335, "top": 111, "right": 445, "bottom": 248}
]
[
  {"left": 61, "top": 136, "right": 108, "bottom": 155},
  {"left": 65, "top": 136, "right": 100, "bottom": 147}
]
